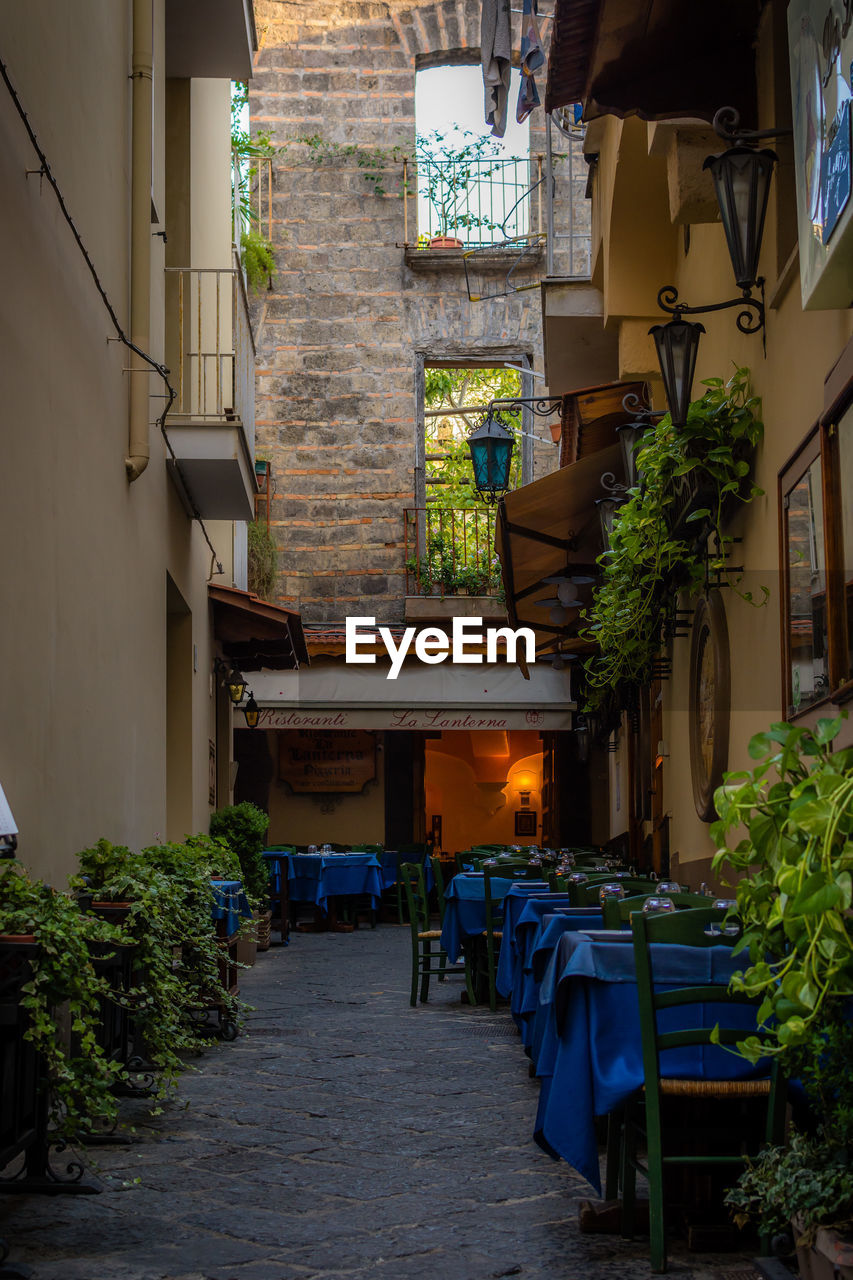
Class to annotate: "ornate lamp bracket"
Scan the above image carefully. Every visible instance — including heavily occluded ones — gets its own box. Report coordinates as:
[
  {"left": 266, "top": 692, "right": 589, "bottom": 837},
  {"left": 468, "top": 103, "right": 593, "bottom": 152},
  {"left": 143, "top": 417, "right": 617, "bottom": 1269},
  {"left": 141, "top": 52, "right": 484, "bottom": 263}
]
[{"left": 656, "top": 283, "right": 764, "bottom": 339}]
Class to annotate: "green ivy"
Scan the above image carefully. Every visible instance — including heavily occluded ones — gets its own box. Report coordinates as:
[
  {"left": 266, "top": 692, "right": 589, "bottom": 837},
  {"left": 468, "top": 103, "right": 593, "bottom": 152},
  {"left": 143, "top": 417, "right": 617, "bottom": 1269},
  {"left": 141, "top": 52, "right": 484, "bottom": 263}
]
[
  {"left": 0, "top": 862, "right": 126, "bottom": 1136},
  {"left": 209, "top": 802, "right": 270, "bottom": 903},
  {"left": 240, "top": 228, "right": 276, "bottom": 292},
  {"left": 247, "top": 518, "right": 278, "bottom": 600},
  {"left": 581, "top": 367, "right": 765, "bottom": 712}
]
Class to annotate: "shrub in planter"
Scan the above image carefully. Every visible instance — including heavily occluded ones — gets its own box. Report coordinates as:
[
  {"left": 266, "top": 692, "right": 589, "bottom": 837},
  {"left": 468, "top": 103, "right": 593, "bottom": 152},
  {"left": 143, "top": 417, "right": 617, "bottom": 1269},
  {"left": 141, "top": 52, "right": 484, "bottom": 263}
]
[
  {"left": 0, "top": 861, "right": 126, "bottom": 1136},
  {"left": 209, "top": 802, "right": 270, "bottom": 904},
  {"left": 73, "top": 835, "right": 244, "bottom": 1097},
  {"left": 712, "top": 714, "right": 853, "bottom": 1253}
]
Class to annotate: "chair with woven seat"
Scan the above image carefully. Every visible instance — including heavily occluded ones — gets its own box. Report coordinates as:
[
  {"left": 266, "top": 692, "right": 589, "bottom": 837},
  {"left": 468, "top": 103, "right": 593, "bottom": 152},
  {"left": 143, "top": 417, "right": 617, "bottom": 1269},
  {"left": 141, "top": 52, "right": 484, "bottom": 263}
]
[
  {"left": 601, "top": 891, "right": 714, "bottom": 929},
  {"left": 622, "top": 906, "right": 785, "bottom": 1272},
  {"left": 399, "top": 861, "right": 446, "bottom": 1006}
]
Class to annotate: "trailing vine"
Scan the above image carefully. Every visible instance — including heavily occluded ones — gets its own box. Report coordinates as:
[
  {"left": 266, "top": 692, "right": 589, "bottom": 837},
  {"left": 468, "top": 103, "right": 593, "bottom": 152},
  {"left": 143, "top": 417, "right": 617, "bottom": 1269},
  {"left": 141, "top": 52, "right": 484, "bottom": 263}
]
[{"left": 581, "top": 367, "right": 765, "bottom": 713}]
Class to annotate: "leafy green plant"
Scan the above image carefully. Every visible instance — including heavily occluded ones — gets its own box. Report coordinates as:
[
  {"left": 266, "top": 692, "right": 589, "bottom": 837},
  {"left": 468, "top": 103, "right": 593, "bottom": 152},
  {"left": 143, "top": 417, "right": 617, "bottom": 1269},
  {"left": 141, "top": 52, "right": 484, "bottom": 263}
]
[
  {"left": 280, "top": 133, "right": 412, "bottom": 199},
  {"left": 73, "top": 834, "right": 245, "bottom": 1096},
  {"left": 711, "top": 714, "right": 853, "bottom": 1062},
  {"left": 247, "top": 518, "right": 278, "bottom": 600},
  {"left": 240, "top": 228, "right": 276, "bottom": 291},
  {"left": 581, "top": 367, "right": 765, "bottom": 712},
  {"left": 209, "top": 802, "right": 270, "bottom": 903},
  {"left": 416, "top": 129, "right": 505, "bottom": 241},
  {"left": 231, "top": 84, "right": 279, "bottom": 289},
  {"left": 713, "top": 715, "right": 853, "bottom": 1247},
  {"left": 0, "top": 861, "right": 126, "bottom": 1136}
]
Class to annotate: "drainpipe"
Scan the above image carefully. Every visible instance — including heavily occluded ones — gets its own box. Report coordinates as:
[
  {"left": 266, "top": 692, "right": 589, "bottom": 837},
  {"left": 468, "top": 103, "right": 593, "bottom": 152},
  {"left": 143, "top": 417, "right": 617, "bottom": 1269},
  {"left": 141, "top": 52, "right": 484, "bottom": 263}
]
[{"left": 126, "top": 0, "right": 154, "bottom": 481}]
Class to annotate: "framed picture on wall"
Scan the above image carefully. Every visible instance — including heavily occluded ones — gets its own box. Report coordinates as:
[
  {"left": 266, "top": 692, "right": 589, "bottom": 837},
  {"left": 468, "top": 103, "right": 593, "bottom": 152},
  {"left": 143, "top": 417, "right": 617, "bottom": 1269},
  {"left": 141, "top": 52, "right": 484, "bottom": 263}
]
[{"left": 514, "top": 810, "right": 537, "bottom": 837}]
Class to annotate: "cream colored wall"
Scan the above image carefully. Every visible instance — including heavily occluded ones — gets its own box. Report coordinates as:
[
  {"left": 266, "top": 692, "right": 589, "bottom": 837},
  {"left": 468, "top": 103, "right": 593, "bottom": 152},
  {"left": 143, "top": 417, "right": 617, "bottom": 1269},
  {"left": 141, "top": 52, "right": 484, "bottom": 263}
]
[
  {"left": 0, "top": 4, "right": 238, "bottom": 883},
  {"left": 588, "top": 24, "right": 853, "bottom": 876},
  {"left": 263, "top": 731, "right": 387, "bottom": 846}
]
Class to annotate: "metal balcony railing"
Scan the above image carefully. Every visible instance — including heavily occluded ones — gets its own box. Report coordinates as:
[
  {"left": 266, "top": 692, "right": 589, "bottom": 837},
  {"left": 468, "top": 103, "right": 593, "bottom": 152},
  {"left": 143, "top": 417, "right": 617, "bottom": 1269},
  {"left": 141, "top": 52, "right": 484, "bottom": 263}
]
[
  {"left": 232, "top": 150, "right": 273, "bottom": 246},
  {"left": 164, "top": 260, "right": 255, "bottom": 441},
  {"left": 410, "top": 155, "right": 544, "bottom": 247},
  {"left": 404, "top": 507, "right": 502, "bottom": 597}
]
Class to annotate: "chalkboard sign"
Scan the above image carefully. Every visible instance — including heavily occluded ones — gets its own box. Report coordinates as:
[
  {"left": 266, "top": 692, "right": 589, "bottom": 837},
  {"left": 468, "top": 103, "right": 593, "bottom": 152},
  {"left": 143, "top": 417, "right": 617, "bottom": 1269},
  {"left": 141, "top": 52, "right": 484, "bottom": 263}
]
[{"left": 821, "top": 99, "right": 851, "bottom": 244}]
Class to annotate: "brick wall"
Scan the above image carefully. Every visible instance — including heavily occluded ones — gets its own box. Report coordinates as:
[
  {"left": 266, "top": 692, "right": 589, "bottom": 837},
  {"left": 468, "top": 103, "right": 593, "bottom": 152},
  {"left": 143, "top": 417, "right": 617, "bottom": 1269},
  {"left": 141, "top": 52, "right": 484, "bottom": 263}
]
[{"left": 251, "top": 0, "right": 588, "bottom": 623}]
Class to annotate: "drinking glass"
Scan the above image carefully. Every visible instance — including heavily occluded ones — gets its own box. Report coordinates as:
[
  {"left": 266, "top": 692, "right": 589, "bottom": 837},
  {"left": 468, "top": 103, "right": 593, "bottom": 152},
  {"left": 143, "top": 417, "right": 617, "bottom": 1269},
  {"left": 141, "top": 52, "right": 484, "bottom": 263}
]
[
  {"left": 599, "top": 882, "right": 626, "bottom": 905},
  {"left": 642, "top": 896, "right": 676, "bottom": 914}
]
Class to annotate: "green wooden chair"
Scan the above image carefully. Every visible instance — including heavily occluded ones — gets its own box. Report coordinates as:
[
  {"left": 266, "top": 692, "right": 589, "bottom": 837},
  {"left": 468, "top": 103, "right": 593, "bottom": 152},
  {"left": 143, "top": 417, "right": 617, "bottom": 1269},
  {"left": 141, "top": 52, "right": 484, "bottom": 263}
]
[
  {"left": 571, "top": 877, "right": 660, "bottom": 908},
  {"left": 473, "top": 861, "right": 544, "bottom": 1011},
  {"left": 454, "top": 850, "right": 483, "bottom": 874},
  {"left": 622, "top": 907, "right": 786, "bottom": 1272},
  {"left": 601, "top": 891, "right": 714, "bottom": 929},
  {"left": 399, "top": 862, "right": 446, "bottom": 1006}
]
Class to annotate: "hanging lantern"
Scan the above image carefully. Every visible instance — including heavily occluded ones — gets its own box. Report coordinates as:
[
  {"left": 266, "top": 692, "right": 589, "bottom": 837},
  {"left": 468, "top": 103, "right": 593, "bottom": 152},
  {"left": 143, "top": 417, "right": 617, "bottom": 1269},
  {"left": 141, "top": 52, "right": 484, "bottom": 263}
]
[
  {"left": 225, "top": 664, "right": 247, "bottom": 706},
  {"left": 615, "top": 419, "right": 647, "bottom": 489},
  {"left": 243, "top": 693, "right": 260, "bottom": 729},
  {"left": 595, "top": 494, "right": 626, "bottom": 551},
  {"left": 703, "top": 145, "right": 777, "bottom": 292},
  {"left": 649, "top": 316, "right": 704, "bottom": 428},
  {"left": 467, "top": 412, "right": 515, "bottom": 504}
]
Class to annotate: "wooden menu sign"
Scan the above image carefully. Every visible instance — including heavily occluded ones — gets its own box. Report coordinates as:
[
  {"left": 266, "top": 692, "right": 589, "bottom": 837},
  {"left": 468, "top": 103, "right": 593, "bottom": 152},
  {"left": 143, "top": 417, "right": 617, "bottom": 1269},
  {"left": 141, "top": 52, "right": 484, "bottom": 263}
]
[{"left": 278, "top": 730, "right": 377, "bottom": 794}]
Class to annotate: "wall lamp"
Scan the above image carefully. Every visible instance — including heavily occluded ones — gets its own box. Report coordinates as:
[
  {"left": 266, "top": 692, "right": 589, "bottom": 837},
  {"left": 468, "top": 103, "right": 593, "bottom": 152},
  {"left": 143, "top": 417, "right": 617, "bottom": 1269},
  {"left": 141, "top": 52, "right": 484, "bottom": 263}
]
[
  {"left": 650, "top": 106, "right": 789, "bottom": 426},
  {"left": 243, "top": 693, "right": 260, "bottom": 730},
  {"left": 214, "top": 657, "right": 248, "bottom": 706},
  {"left": 467, "top": 396, "right": 564, "bottom": 503}
]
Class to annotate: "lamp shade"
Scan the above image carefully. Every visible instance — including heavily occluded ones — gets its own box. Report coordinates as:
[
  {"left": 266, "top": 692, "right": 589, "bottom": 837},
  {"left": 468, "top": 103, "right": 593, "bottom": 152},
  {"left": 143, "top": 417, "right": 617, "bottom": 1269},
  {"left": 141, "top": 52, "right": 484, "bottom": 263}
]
[
  {"left": 226, "top": 665, "right": 247, "bottom": 705},
  {"left": 703, "top": 145, "right": 777, "bottom": 291},
  {"left": 595, "top": 494, "right": 626, "bottom": 551},
  {"left": 243, "top": 693, "right": 260, "bottom": 729},
  {"left": 649, "top": 317, "right": 704, "bottom": 428},
  {"left": 467, "top": 412, "right": 515, "bottom": 503},
  {"left": 615, "top": 419, "right": 647, "bottom": 489}
]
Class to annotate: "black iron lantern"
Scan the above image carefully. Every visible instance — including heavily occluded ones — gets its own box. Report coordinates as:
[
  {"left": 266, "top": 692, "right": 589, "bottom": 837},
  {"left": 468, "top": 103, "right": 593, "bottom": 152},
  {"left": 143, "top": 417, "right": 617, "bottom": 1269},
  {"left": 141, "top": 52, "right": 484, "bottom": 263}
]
[
  {"left": 574, "top": 712, "right": 590, "bottom": 764},
  {"left": 243, "top": 693, "right": 260, "bottom": 729},
  {"left": 595, "top": 494, "right": 627, "bottom": 551},
  {"left": 467, "top": 411, "right": 515, "bottom": 504},
  {"left": 649, "top": 316, "right": 704, "bottom": 429},
  {"left": 615, "top": 420, "right": 646, "bottom": 489},
  {"left": 703, "top": 145, "right": 777, "bottom": 291},
  {"left": 226, "top": 665, "right": 247, "bottom": 706}
]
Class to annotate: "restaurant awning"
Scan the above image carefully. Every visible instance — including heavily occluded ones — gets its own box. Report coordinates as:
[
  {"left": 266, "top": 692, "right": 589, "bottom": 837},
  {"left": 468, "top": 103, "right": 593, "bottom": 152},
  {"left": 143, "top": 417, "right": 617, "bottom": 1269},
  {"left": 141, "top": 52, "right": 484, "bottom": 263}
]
[
  {"left": 495, "top": 443, "right": 623, "bottom": 656},
  {"left": 209, "top": 584, "right": 309, "bottom": 670},
  {"left": 545, "top": 0, "right": 761, "bottom": 124}
]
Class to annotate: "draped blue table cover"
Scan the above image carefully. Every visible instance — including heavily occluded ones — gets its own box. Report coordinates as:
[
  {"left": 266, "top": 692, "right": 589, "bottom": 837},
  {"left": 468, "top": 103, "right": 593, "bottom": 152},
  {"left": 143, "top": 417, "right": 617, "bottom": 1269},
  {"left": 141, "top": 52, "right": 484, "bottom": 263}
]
[
  {"left": 496, "top": 892, "right": 576, "bottom": 1000},
  {"left": 533, "top": 931, "right": 768, "bottom": 1194},
  {"left": 376, "top": 850, "right": 435, "bottom": 894},
  {"left": 507, "top": 907, "right": 603, "bottom": 1044},
  {"left": 285, "top": 853, "right": 383, "bottom": 914},
  {"left": 209, "top": 879, "right": 252, "bottom": 936},
  {"left": 439, "top": 876, "right": 550, "bottom": 963}
]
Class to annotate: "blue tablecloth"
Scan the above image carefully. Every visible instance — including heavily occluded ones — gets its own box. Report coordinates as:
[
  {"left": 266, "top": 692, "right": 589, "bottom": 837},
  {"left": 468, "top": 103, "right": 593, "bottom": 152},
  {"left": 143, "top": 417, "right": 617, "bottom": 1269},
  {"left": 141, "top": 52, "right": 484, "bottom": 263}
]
[
  {"left": 496, "top": 892, "right": 575, "bottom": 999},
  {"left": 210, "top": 879, "right": 252, "bottom": 936},
  {"left": 509, "top": 907, "right": 603, "bottom": 1046},
  {"left": 439, "top": 876, "right": 550, "bottom": 963},
  {"left": 376, "top": 851, "right": 435, "bottom": 894},
  {"left": 533, "top": 930, "right": 767, "bottom": 1194},
  {"left": 285, "top": 852, "right": 383, "bottom": 914}
]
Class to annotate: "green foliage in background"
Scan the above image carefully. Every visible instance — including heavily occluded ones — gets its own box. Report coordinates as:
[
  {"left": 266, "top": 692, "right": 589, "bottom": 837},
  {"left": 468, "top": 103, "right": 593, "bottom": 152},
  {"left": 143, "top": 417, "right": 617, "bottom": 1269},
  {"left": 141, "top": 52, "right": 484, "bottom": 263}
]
[
  {"left": 247, "top": 518, "right": 278, "bottom": 600},
  {"left": 424, "top": 365, "right": 521, "bottom": 509},
  {"left": 210, "top": 802, "right": 270, "bottom": 903}
]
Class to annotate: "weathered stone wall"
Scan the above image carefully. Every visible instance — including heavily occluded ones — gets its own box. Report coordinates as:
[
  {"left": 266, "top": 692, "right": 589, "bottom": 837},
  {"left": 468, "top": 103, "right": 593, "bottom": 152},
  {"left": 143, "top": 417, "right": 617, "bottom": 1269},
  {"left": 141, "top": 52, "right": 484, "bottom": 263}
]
[{"left": 251, "top": 0, "right": 588, "bottom": 623}]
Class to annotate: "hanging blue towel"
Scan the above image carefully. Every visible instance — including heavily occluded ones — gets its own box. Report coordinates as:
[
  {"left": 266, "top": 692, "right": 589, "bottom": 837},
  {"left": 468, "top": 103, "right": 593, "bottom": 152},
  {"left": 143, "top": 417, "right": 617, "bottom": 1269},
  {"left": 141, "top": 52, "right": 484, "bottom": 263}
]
[{"left": 516, "top": 0, "right": 544, "bottom": 124}]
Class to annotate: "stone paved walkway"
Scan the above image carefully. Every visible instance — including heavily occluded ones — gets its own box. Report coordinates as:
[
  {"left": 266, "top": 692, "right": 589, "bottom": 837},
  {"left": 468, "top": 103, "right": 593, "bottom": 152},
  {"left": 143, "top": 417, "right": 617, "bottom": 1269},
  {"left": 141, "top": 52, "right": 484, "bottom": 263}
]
[{"left": 2, "top": 925, "right": 757, "bottom": 1280}]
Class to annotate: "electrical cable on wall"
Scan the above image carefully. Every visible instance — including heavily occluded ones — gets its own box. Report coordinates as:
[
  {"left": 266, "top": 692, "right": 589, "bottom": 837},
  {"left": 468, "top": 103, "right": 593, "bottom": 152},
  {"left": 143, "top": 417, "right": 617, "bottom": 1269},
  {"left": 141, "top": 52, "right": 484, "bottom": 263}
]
[{"left": 0, "top": 54, "right": 224, "bottom": 575}]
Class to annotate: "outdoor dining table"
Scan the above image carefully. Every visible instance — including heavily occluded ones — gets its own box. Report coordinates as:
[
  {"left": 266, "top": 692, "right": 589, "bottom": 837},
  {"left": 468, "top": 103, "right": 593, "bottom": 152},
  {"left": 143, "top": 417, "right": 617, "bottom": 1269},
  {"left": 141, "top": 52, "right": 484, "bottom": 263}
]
[
  {"left": 439, "top": 874, "right": 550, "bottom": 964},
  {"left": 283, "top": 852, "right": 384, "bottom": 916},
  {"left": 532, "top": 929, "right": 768, "bottom": 1194},
  {"left": 209, "top": 879, "right": 252, "bottom": 936},
  {"left": 496, "top": 892, "right": 574, "bottom": 1003},
  {"left": 375, "top": 850, "right": 434, "bottom": 893},
  {"left": 501, "top": 903, "right": 603, "bottom": 1044}
]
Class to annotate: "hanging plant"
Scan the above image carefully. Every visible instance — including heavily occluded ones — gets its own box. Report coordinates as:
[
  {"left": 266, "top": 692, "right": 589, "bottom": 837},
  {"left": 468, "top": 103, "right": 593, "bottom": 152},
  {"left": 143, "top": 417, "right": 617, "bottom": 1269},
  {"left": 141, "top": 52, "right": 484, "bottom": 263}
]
[
  {"left": 0, "top": 862, "right": 126, "bottom": 1137},
  {"left": 581, "top": 366, "right": 765, "bottom": 711}
]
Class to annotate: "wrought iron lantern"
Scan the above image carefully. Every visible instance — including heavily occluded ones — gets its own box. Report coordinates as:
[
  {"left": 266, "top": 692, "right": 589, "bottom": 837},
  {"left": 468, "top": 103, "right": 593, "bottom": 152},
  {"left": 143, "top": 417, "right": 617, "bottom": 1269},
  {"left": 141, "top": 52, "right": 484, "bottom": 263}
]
[
  {"left": 243, "top": 693, "right": 260, "bottom": 730},
  {"left": 648, "top": 315, "right": 705, "bottom": 429},
  {"left": 595, "top": 493, "right": 628, "bottom": 551},
  {"left": 703, "top": 144, "right": 778, "bottom": 292},
  {"left": 215, "top": 658, "right": 248, "bottom": 706},
  {"left": 467, "top": 411, "right": 515, "bottom": 504},
  {"left": 615, "top": 392, "right": 661, "bottom": 488}
]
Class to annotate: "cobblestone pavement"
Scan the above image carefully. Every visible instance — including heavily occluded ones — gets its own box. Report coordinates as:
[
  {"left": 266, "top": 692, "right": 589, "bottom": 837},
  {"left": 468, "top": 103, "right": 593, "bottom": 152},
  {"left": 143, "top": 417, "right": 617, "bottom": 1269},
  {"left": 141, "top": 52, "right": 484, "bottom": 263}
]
[{"left": 2, "top": 925, "right": 758, "bottom": 1280}]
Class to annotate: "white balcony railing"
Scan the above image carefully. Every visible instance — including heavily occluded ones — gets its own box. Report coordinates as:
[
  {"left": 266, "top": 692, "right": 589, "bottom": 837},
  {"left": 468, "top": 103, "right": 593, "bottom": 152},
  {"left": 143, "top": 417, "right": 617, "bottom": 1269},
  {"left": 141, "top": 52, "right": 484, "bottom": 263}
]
[{"left": 164, "top": 261, "right": 255, "bottom": 449}]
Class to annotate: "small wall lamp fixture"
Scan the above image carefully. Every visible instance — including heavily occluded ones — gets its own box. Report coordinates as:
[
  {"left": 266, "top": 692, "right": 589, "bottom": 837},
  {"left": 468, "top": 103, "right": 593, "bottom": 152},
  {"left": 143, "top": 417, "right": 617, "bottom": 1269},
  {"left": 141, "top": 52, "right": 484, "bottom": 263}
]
[
  {"left": 214, "top": 657, "right": 248, "bottom": 706},
  {"left": 243, "top": 693, "right": 260, "bottom": 730},
  {"left": 650, "top": 106, "right": 788, "bottom": 426},
  {"left": 467, "top": 395, "right": 564, "bottom": 503}
]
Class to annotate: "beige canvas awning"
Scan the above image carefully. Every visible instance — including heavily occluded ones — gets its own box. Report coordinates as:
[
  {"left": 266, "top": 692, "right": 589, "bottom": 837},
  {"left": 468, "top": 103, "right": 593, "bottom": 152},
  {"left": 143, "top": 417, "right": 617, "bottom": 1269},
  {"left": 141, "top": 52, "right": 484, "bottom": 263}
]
[{"left": 495, "top": 443, "right": 623, "bottom": 655}]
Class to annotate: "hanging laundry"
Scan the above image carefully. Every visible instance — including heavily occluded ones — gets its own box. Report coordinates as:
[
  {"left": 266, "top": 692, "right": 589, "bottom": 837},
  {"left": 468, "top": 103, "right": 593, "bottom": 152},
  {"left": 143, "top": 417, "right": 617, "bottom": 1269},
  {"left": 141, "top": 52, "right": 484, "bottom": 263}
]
[
  {"left": 516, "top": 0, "right": 544, "bottom": 123},
  {"left": 481, "top": 0, "right": 512, "bottom": 138}
]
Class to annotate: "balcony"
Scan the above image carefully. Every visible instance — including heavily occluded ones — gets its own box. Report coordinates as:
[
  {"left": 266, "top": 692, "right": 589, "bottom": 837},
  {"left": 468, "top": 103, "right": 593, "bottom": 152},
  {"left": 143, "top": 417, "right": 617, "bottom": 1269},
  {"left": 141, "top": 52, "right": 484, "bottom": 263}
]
[
  {"left": 164, "top": 260, "right": 257, "bottom": 522},
  {"left": 403, "top": 507, "right": 506, "bottom": 623}
]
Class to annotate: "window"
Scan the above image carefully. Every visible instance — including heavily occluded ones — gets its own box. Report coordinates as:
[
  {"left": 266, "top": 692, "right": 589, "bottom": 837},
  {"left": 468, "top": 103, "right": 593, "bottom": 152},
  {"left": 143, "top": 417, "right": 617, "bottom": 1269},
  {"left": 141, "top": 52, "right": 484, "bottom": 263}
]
[
  {"left": 414, "top": 65, "right": 531, "bottom": 246},
  {"left": 780, "top": 386, "right": 853, "bottom": 721}
]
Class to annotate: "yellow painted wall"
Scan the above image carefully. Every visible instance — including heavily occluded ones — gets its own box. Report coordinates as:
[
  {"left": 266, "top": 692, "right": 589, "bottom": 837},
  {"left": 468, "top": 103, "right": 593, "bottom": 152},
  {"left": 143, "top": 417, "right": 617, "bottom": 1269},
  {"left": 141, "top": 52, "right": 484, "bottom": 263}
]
[{"left": 263, "top": 731, "right": 387, "bottom": 847}]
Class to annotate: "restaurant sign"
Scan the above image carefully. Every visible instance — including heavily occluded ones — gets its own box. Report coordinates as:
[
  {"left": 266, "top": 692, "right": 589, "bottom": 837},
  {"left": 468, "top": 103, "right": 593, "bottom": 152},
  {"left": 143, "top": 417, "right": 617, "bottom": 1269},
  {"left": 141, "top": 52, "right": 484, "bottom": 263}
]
[
  {"left": 258, "top": 707, "right": 572, "bottom": 731},
  {"left": 278, "top": 730, "right": 377, "bottom": 794}
]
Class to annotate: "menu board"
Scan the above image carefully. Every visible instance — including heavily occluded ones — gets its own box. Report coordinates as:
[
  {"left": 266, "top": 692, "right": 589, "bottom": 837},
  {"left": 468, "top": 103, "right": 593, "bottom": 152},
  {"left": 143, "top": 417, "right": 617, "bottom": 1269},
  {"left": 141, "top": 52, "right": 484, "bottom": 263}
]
[{"left": 278, "top": 730, "right": 377, "bottom": 793}]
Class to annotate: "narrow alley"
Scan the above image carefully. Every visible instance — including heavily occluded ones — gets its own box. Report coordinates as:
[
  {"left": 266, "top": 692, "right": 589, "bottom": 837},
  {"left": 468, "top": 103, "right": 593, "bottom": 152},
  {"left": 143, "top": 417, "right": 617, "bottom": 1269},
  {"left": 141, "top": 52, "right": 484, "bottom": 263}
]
[{"left": 4, "top": 928, "right": 753, "bottom": 1280}]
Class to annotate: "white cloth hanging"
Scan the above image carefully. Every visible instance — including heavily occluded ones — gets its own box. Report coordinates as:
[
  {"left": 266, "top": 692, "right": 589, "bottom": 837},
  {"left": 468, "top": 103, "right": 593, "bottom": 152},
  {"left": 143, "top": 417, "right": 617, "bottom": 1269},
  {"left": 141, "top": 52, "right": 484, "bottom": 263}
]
[{"left": 481, "top": 0, "right": 512, "bottom": 138}]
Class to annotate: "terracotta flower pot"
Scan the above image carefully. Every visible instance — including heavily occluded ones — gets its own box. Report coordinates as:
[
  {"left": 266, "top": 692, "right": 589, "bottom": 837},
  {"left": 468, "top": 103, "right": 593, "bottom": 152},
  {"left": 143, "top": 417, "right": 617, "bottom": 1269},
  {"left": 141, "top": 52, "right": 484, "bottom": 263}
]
[{"left": 429, "top": 235, "right": 463, "bottom": 249}]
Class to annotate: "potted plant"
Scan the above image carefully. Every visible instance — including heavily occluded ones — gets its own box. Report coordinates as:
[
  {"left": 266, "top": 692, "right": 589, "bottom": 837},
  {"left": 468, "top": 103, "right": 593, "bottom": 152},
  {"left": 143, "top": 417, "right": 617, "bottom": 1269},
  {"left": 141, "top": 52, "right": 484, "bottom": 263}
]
[
  {"left": 711, "top": 714, "right": 853, "bottom": 1270},
  {"left": 209, "top": 802, "right": 272, "bottom": 951},
  {"left": 0, "top": 860, "right": 126, "bottom": 1138},
  {"left": 415, "top": 130, "right": 505, "bottom": 248},
  {"left": 581, "top": 366, "right": 765, "bottom": 712}
]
